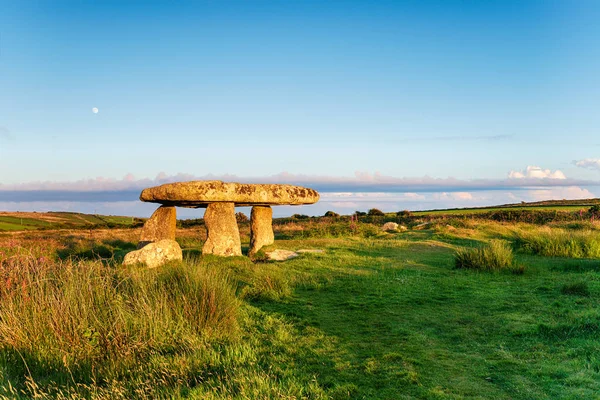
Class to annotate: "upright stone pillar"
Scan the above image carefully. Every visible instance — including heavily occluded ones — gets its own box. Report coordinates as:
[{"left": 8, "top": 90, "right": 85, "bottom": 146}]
[
  {"left": 202, "top": 202, "right": 242, "bottom": 256},
  {"left": 138, "top": 206, "right": 177, "bottom": 249},
  {"left": 249, "top": 206, "right": 274, "bottom": 256}
]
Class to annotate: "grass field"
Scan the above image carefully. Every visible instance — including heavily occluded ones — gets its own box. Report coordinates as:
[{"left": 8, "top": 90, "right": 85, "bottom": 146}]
[
  {"left": 0, "top": 218, "right": 599, "bottom": 398},
  {"left": 412, "top": 205, "right": 592, "bottom": 216},
  {"left": 0, "top": 212, "right": 138, "bottom": 232}
]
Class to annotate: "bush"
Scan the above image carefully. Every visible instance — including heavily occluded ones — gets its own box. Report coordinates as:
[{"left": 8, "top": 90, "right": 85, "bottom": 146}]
[
  {"left": 454, "top": 241, "right": 522, "bottom": 273},
  {"left": 292, "top": 214, "right": 310, "bottom": 220},
  {"left": 235, "top": 212, "right": 249, "bottom": 223},
  {"left": 324, "top": 211, "right": 340, "bottom": 218},
  {"left": 396, "top": 210, "right": 412, "bottom": 217},
  {"left": 368, "top": 208, "right": 385, "bottom": 216}
]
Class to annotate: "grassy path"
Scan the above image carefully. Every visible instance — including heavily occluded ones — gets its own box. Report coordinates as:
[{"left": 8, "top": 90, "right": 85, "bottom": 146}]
[{"left": 248, "top": 237, "right": 600, "bottom": 399}]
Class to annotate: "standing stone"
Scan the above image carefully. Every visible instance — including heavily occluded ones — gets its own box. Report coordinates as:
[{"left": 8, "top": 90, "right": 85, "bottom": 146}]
[
  {"left": 202, "top": 202, "right": 242, "bottom": 256},
  {"left": 249, "top": 206, "right": 274, "bottom": 256},
  {"left": 138, "top": 206, "right": 177, "bottom": 249}
]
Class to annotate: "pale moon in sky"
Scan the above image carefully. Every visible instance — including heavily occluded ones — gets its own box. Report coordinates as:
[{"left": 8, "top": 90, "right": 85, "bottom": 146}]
[{"left": 92, "top": 107, "right": 99, "bottom": 114}]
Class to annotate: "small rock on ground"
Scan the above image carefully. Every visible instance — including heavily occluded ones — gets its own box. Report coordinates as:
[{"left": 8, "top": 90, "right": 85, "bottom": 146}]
[
  {"left": 382, "top": 222, "right": 399, "bottom": 232},
  {"left": 296, "top": 249, "right": 325, "bottom": 254},
  {"left": 123, "top": 239, "right": 182, "bottom": 268},
  {"left": 266, "top": 249, "right": 299, "bottom": 261}
]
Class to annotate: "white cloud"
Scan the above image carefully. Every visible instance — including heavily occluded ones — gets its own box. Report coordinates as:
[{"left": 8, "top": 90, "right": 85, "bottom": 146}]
[
  {"left": 433, "top": 192, "right": 475, "bottom": 201},
  {"left": 508, "top": 166, "right": 566, "bottom": 180},
  {"left": 525, "top": 186, "right": 595, "bottom": 202},
  {"left": 574, "top": 159, "right": 600, "bottom": 171},
  {"left": 454, "top": 192, "right": 474, "bottom": 200},
  {"left": 403, "top": 192, "right": 425, "bottom": 200},
  {"left": 1, "top": 169, "right": 597, "bottom": 205}
]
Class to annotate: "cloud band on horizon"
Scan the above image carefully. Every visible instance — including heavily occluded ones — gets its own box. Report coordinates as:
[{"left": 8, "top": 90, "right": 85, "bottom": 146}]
[{"left": 1, "top": 169, "right": 599, "bottom": 203}]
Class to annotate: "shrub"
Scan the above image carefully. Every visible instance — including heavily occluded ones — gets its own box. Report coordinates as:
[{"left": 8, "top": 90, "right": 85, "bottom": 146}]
[
  {"left": 368, "top": 208, "right": 385, "bottom": 216},
  {"left": 454, "top": 241, "right": 522, "bottom": 273},
  {"left": 324, "top": 211, "right": 340, "bottom": 218},
  {"left": 292, "top": 214, "right": 310, "bottom": 220},
  {"left": 354, "top": 211, "right": 367, "bottom": 217},
  {"left": 396, "top": 210, "right": 412, "bottom": 217},
  {"left": 235, "top": 212, "right": 249, "bottom": 223}
]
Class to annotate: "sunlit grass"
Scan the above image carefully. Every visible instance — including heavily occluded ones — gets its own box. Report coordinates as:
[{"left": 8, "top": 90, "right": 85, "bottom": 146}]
[{"left": 0, "top": 220, "right": 599, "bottom": 398}]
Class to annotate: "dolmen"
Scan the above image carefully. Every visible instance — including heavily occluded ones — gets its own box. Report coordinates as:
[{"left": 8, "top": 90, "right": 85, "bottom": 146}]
[{"left": 125, "top": 180, "right": 319, "bottom": 263}]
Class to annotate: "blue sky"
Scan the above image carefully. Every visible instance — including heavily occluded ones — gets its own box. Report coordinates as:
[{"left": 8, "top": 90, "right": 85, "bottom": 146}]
[{"left": 1, "top": 1, "right": 600, "bottom": 217}]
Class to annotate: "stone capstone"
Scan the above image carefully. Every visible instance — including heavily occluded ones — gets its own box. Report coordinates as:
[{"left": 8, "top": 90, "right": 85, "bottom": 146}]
[
  {"left": 266, "top": 249, "right": 299, "bottom": 261},
  {"left": 249, "top": 206, "right": 274, "bottom": 256},
  {"left": 202, "top": 202, "right": 242, "bottom": 256},
  {"left": 139, "top": 180, "right": 319, "bottom": 208},
  {"left": 138, "top": 206, "right": 177, "bottom": 249},
  {"left": 123, "top": 239, "right": 182, "bottom": 268}
]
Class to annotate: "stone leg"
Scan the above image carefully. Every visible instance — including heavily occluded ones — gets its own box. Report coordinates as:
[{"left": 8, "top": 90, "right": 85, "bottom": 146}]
[
  {"left": 249, "top": 206, "right": 274, "bottom": 255},
  {"left": 138, "top": 206, "right": 177, "bottom": 249},
  {"left": 202, "top": 202, "right": 242, "bottom": 256}
]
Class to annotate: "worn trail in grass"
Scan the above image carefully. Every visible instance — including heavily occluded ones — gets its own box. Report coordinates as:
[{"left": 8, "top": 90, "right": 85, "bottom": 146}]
[{"left": 250, "top": 236, "right": 600, "bottom": 399}]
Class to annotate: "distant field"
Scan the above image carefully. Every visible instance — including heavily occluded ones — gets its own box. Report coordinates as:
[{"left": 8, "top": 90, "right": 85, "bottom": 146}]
[
  {"left": 413, "top": 204, "right": 592, "bottom": 216},
  {"left": 0, "top": 212, "right": 138, "bottom": 231}
]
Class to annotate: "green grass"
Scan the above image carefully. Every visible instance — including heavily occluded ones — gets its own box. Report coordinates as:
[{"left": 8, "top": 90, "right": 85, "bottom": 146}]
[
  {"left": 0, "top": 212, "right": 139, "bottom": 232},
  {"left": 413, "top": 205, "right": 590, "bottom": 216},
  {"left": 516, "top": 227, "right": 600, "bottom": 258},
  {"left": 1, "top": 222, "right": 600, "bottom": 398},
  {"left": 454, "top": 240, "right": 522, "bottom": 273},
  {"left": 0, "top": 222, "right": 38, "bottom": 231}
]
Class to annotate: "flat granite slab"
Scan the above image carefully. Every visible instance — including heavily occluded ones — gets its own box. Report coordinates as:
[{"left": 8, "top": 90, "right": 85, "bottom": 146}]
[{"left": 140, "top": 180, "right": 320, "bottom": 208}]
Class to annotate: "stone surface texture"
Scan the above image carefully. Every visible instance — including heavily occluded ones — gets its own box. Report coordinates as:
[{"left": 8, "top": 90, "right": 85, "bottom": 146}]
[
  {"left": 266, "top": 249, "right": 299, "bottom": 261},
  {"left": 382, "top": 222, "right": 399, "bottom": 232},
  {"left": 202, "top": 202, "right": 242, "bottom": 256},
  {"left": 249, "top": 206, "right": 274, "bottom": 255},
  {"left": 123, "top": 239, "right": 182, "bottom": 268},
  {"left": 140, "top": 180, "right": 319, "bottom": 207},
  {"left": 138, "top": 206, "right": 177, "bottom": 249}
]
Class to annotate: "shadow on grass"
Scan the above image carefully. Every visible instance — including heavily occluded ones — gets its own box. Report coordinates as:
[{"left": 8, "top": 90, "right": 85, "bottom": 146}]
[
  {"left": 0, "top": 348, "right": 95, "bottom": 394},
  {"left": 56, "top": 238, "right": 137, "bottom": 264}
]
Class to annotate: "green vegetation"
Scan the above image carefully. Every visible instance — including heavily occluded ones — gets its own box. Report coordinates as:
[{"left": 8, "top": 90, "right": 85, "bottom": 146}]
[
  {"left": 516, "top": 227, "right": 600, "bottom": 258},
  {"left": 561, "top": 281, "right": 591, "bottom": 297},
  {"left": 454, "top": 240, "right": 522, "bottom": 273},
  {"left": 0, "top": 212, "right": 141, "bottom": 232},
  {"left": 1, "top": 214, "right": 600, "bottom": 398},
  {"left": 367, "top": 208, "right": 385, "bottom": 216}
]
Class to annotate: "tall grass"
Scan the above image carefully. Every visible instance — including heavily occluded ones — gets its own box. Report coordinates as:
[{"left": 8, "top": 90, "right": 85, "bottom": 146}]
[
  {"left": 454, "top": 240, "right": 522, "bottom": 273},
  {"left": 0, "top": 257, "right": 239, "bottom": 394},
  {"left": 516, "top": 227, "right": 600, "bottom": 258}
]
